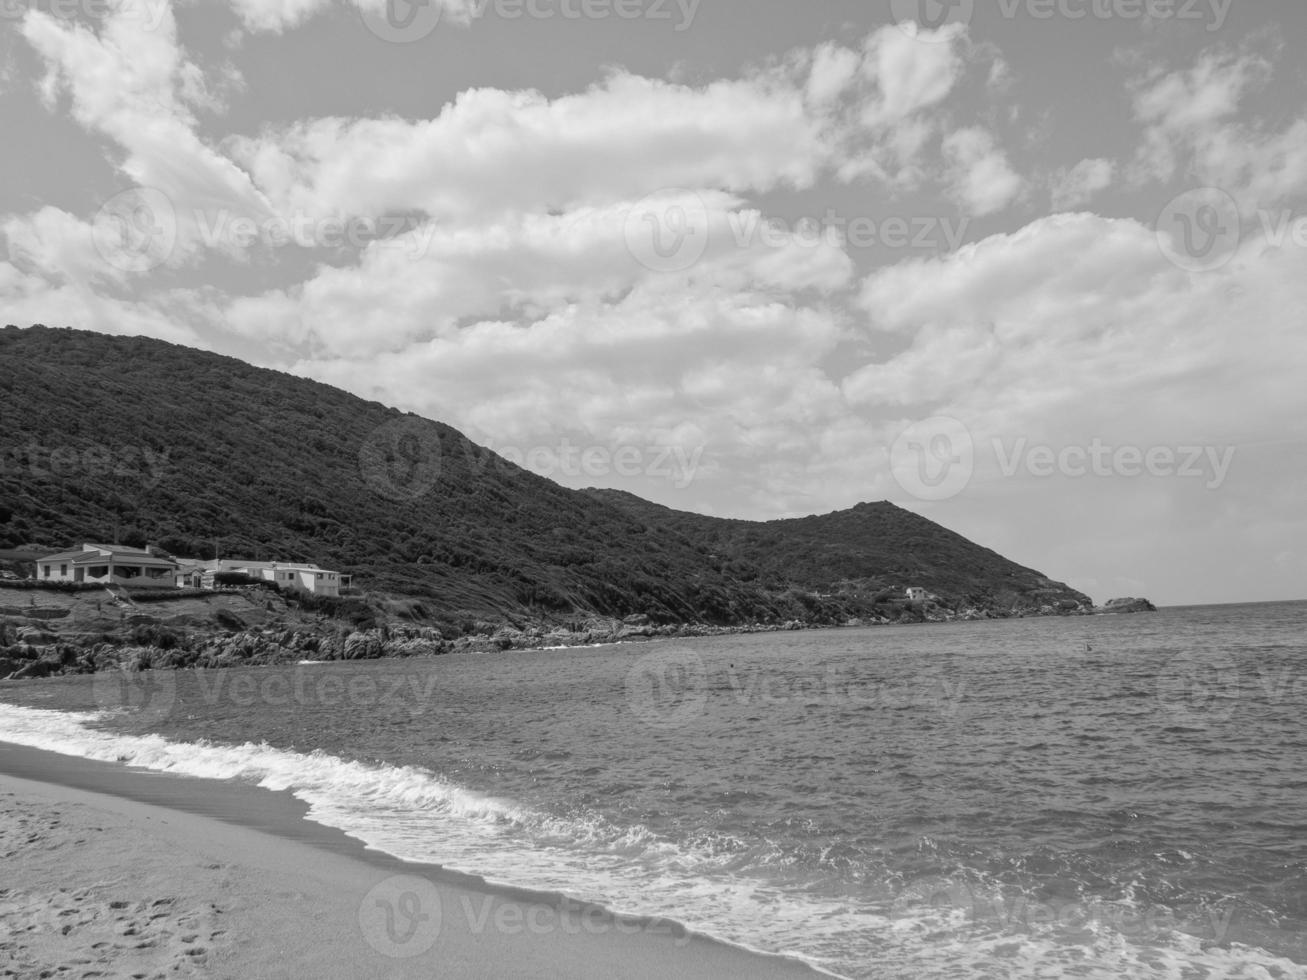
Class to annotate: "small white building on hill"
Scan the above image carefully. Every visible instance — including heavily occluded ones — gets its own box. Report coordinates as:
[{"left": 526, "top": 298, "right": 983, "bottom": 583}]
[
  {"left": 35, "top": 544, "right": 179, "bottom": 588},
  {"left": 206, "top": 559, "right": 347, "bottom": 596},
  {"left": 35, "top": 544, "right": 348, "bottom": 596}
]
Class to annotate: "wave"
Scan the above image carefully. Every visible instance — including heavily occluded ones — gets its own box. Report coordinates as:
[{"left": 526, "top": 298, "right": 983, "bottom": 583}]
[{"left": 1, "top": 703, "right": 1303, "bottom": 980}]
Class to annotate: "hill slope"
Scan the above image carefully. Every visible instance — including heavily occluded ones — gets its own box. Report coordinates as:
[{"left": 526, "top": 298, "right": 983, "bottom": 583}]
[
  {"left": 0, "top": 325, "right": 1090, "bottom": 625},
  {"left": 587, "top": 490, "right": 1090, "bottom": 614}
]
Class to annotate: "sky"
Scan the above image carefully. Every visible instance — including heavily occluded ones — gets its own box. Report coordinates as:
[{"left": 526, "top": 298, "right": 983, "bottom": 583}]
[{"left": 2, "top": 0, "right": 1305, "bottom": 607}]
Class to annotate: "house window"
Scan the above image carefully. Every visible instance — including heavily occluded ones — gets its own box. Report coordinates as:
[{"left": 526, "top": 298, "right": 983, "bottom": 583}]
[
  {"left": 60, "top": 564, "right": 67, "bottom": 576},
  {"left": 42, "top": 565, "right": 50, "bottom": 578}
]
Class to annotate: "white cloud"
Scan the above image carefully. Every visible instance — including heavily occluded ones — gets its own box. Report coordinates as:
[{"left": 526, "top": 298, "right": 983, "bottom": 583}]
[
  {"left": 850, "top": 212, "right": 1307, "bottom": 443},
  {"left": 806, "top": 42, "right": 861, "bottom": 107},
  {"left": 226, "top": 0, "right": 335, "bottom": 33},
  {"left": 1050, "top": 158, "right": 1116, "bottom": 211},
  {"left": 0, "top": 261, "right": 203, "bottom": 344},
  {"left": 292, "top": 281, "right": 849, "bottom": 482},
  {"left": 941, "top": 126, "right": 1024, "bottom": 216},
  {"left": 227, "top": 0, "right": 476, "bottom": 33},
  {"left": 861, "top": 23, "right": 966, "bottom": 126},
  {"left": 230, "top": 72, "right": 826, "bottom": 222},
  {"left": 1134, "top": 48, "right": 1267, "bottom": 141},
  {"left": 218, "top": 189, "right": 855, "bottom": 360},
  {"left": 817, "top": 24, "right": 971, "bottom": 185},
  {"left": 1131, "top": 46, "right": 1307, "bottom": 209},
  {"left": 224, "top": 22, "right": 972, "bottom": 226},
  {"left": 842, "top": 210, "right": 1307, "bottom": 603},
  {"left": 2, "top": 207, "right": 110, "bottom": 285},
  {"left": 18, "top": 5, "right": 271, "bottom": 277}
]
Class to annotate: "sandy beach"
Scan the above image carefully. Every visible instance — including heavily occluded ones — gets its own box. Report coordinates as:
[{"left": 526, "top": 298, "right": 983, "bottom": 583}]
[{"left": 0, "top": 743, "right": 825, "bottom": 980}]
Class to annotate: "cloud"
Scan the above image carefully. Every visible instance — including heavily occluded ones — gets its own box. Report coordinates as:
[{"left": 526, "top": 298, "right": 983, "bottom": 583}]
[
  {"left": 844, "top": 208, "right": 1307, "bottom": 603},
  {"left": 222, "top": 22, "right": 971, "bottom": 226},
  {"left": 1050, "top": 158, "right": 1116, "bottom": 211},
  {"left": 1133, "top": 48, "right": 1267, "bottom": 143},
  {"left": 290, "top": 279, "right": 850, "bottom": 493},
  {"left": 2, "top": 207, "right": 111, "bottom": 285},
  {"left": 811, "top": 24, "right": 971, "bottom": 185},
  {"left": 230, "top": 72, "right": 827, "bottom": 222},
  {"left": 1131, "top": 45, "right": 1307, "bottom": 209},
  {"left": 806, "top": 42, "right": 862, "bottom": 107},
  {"left": 941, "top": 126, "right": 1024, "bottom": 216},
  {"left": 227, "top": 0, "right": 477, "bottom": 33},
  {"left": 214, "top": 189, "right": 854, "bottom": 359},
  {"left": 0, "top": 260, "right": 203, "bottom": 344},
  {"left": 226, "top": 0, "right": 335, "bottom": 33},
  {"left": 849, "top": 211, "right": 1307, "bottom": 443},
  {"left": 17, "top": 5, "right": 271, "bottom": 277},
  {"left": 861, "top": 23, "right": 966, "bottom": 126}
]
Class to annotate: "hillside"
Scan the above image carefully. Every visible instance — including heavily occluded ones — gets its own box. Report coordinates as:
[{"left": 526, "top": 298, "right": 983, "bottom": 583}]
[
  {"left": 587, "top": 490, "right": 1091, "bottom": 614},
  {"left": 0, "top": 325, "right": 1091, "bottom": 627}
]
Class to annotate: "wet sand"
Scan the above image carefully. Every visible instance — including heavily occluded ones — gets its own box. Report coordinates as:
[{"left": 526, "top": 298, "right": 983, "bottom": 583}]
[{"left": 0, "top": 742, "right": 826, "bottom": 979}]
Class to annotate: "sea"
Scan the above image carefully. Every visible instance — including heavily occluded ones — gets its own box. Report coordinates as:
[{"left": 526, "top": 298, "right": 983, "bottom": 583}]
[{"left": 1, "top": 601, "right": 1305, "bottom": 979}]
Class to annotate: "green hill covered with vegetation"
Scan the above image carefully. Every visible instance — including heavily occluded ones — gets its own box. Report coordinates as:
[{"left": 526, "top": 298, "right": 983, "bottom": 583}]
[
  {"left": 587, "top": 490, "right": 1090, "bottom": 615},
  {"left": 0, "top": 325, "right": 1091, "bottom": 628}
]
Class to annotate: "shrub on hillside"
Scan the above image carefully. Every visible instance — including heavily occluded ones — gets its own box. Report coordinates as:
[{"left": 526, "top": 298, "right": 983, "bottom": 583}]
[
  {"left": 128, "top": 623, "right": 182, "bottom": 650},
  {"left": 0, "top": 579, "right": 102, "bottom": 593}
]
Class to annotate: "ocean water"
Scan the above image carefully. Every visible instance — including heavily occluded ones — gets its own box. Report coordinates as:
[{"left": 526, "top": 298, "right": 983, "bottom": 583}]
[{"left": 2, "top": 602, "right": 1306, "bottom": 978}]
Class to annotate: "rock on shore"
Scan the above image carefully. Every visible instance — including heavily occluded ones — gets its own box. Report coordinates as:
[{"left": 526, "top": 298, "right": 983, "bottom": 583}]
[{"left": 1094, "top": 597, "right": 1158, "bottom": 614}]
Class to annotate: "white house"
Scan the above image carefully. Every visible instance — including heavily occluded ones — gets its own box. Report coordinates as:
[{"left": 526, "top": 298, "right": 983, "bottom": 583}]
[
  {"left": 906, "top": 587, "right": 929, "bottom": 602},
  {"left": 36, "top": 544, "right": 179, "bottom": 588},
  {"left": 208, "top": 559, "right": 347, "bottom": 596},
  {"left": 174, "top": 559, "right": 207, "bottom": 589}
]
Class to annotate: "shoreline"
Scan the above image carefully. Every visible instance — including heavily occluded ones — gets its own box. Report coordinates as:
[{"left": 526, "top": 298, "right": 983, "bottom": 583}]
[
  {"left": 1, "top": 595, "right": 1142, "bottom": 684},
  {"left": 0, "top": 740, "right": 831, "bottom": 979}
]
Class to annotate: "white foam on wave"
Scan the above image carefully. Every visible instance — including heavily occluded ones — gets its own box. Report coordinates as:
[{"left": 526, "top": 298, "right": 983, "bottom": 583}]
[{"left": 1, "top": 703, "right": 1303, "bottom": 980}]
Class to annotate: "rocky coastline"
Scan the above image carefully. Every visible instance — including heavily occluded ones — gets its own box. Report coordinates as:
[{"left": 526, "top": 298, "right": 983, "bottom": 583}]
[
  {"left": 1092, "top": 597, "right": 1159, "bottom": 614},
  {"left": 0, "top": 588, "right": 1154, "bottom": 683}
]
